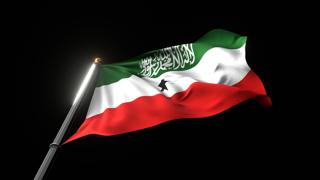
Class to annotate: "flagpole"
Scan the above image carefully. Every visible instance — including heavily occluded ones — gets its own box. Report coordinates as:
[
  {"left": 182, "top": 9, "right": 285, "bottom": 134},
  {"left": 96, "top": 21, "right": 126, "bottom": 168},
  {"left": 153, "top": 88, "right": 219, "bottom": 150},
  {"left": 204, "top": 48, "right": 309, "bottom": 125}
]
[{"left": 34, "top": 58, "right": 102, "bottom": 180}]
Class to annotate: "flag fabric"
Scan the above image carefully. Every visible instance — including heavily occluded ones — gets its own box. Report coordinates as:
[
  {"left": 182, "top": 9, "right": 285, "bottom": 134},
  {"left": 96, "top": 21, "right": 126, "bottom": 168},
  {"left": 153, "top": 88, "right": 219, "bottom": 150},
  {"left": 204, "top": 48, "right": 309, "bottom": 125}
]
[{"left": 65, "top": 29, "right": 271, "bottom": 143}]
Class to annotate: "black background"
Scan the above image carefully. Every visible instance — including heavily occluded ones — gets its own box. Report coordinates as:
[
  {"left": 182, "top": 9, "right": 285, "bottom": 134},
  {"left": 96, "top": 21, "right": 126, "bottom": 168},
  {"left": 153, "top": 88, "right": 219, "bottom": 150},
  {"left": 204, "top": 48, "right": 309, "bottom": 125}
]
[{"left": 15, "top": 6, "right": 290, "bottom": 179}]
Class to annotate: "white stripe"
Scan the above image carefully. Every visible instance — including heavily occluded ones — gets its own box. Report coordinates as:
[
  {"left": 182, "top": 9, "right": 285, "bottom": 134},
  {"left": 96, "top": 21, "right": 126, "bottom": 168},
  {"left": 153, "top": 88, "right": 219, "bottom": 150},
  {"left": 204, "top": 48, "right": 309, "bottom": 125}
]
[{"left": 86, "top": 45, "right": 250, "bottom": 119}]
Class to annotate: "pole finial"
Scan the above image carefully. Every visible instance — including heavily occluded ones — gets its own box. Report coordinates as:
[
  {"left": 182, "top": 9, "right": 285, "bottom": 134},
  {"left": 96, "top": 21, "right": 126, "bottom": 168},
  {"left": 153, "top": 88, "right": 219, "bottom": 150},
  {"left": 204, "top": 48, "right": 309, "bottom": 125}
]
[{"left": 94, "top": 57, "right": 102, "bottom": 64}]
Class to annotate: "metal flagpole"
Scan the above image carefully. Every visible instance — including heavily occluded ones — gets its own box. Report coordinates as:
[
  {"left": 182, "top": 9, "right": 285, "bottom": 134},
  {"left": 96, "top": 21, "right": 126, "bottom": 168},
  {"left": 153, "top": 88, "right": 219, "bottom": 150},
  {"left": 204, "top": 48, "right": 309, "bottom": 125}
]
[{"left": 34, "top": 58, "right": 102, "bottom": 180}]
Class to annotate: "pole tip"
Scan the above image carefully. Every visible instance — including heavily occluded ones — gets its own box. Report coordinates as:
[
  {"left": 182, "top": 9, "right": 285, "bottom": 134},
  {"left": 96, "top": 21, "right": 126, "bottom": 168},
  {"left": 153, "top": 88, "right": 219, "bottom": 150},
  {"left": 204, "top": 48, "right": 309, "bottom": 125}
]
[{"left": 94, "top": 57, "right": 102, "bottom": 64}]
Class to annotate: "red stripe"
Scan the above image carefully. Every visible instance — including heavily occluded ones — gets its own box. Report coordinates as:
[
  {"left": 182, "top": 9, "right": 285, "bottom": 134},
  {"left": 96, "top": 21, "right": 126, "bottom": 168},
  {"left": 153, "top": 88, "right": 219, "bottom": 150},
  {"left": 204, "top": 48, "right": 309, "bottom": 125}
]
[{"left": 64, "top": 70, "right": 271, "bottom": 144}]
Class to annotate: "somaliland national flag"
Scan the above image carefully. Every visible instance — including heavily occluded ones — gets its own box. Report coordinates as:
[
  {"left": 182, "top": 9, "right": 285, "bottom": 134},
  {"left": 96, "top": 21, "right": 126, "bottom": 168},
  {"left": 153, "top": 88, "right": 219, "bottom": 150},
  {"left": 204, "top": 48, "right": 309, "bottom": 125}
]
[{"left": 65, "top": 29, "right": 271, "bottom": 143}]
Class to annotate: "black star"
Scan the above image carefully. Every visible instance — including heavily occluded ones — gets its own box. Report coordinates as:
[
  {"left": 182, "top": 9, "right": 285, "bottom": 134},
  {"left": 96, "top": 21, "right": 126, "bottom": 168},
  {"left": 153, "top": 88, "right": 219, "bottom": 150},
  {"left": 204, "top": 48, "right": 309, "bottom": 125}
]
[{"left": 158, "top": 79, "right": 168, "bottom": 92}]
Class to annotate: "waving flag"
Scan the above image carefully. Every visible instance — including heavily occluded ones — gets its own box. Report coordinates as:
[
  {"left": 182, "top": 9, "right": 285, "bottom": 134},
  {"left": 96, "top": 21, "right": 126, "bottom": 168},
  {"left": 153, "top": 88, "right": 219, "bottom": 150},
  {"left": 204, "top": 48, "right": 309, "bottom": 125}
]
[{"left": 65, "top": 29, "right": 271, "bottom": 143}]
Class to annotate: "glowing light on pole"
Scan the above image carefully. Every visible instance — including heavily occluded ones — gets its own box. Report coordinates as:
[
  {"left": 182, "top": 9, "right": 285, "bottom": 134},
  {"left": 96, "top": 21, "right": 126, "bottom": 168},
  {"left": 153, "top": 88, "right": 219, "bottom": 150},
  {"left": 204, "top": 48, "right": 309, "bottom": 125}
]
[{"left": 73, "top": 61, "right": 97, "bottom": 105}]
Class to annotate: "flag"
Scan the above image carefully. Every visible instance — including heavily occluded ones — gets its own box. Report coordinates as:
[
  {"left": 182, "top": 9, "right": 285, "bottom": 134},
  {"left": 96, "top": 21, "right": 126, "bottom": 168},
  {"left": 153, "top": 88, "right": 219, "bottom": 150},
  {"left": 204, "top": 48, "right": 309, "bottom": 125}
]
[{"left": 64, "top": 29, "right": 271, "bottom": 143}]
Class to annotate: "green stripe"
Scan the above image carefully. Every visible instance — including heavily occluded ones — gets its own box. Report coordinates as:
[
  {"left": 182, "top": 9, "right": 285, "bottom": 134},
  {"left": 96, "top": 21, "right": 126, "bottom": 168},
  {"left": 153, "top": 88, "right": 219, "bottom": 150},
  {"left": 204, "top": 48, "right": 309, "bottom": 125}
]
[{"left": 96, "top": 29, "right": 247, "bottom": 87}]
